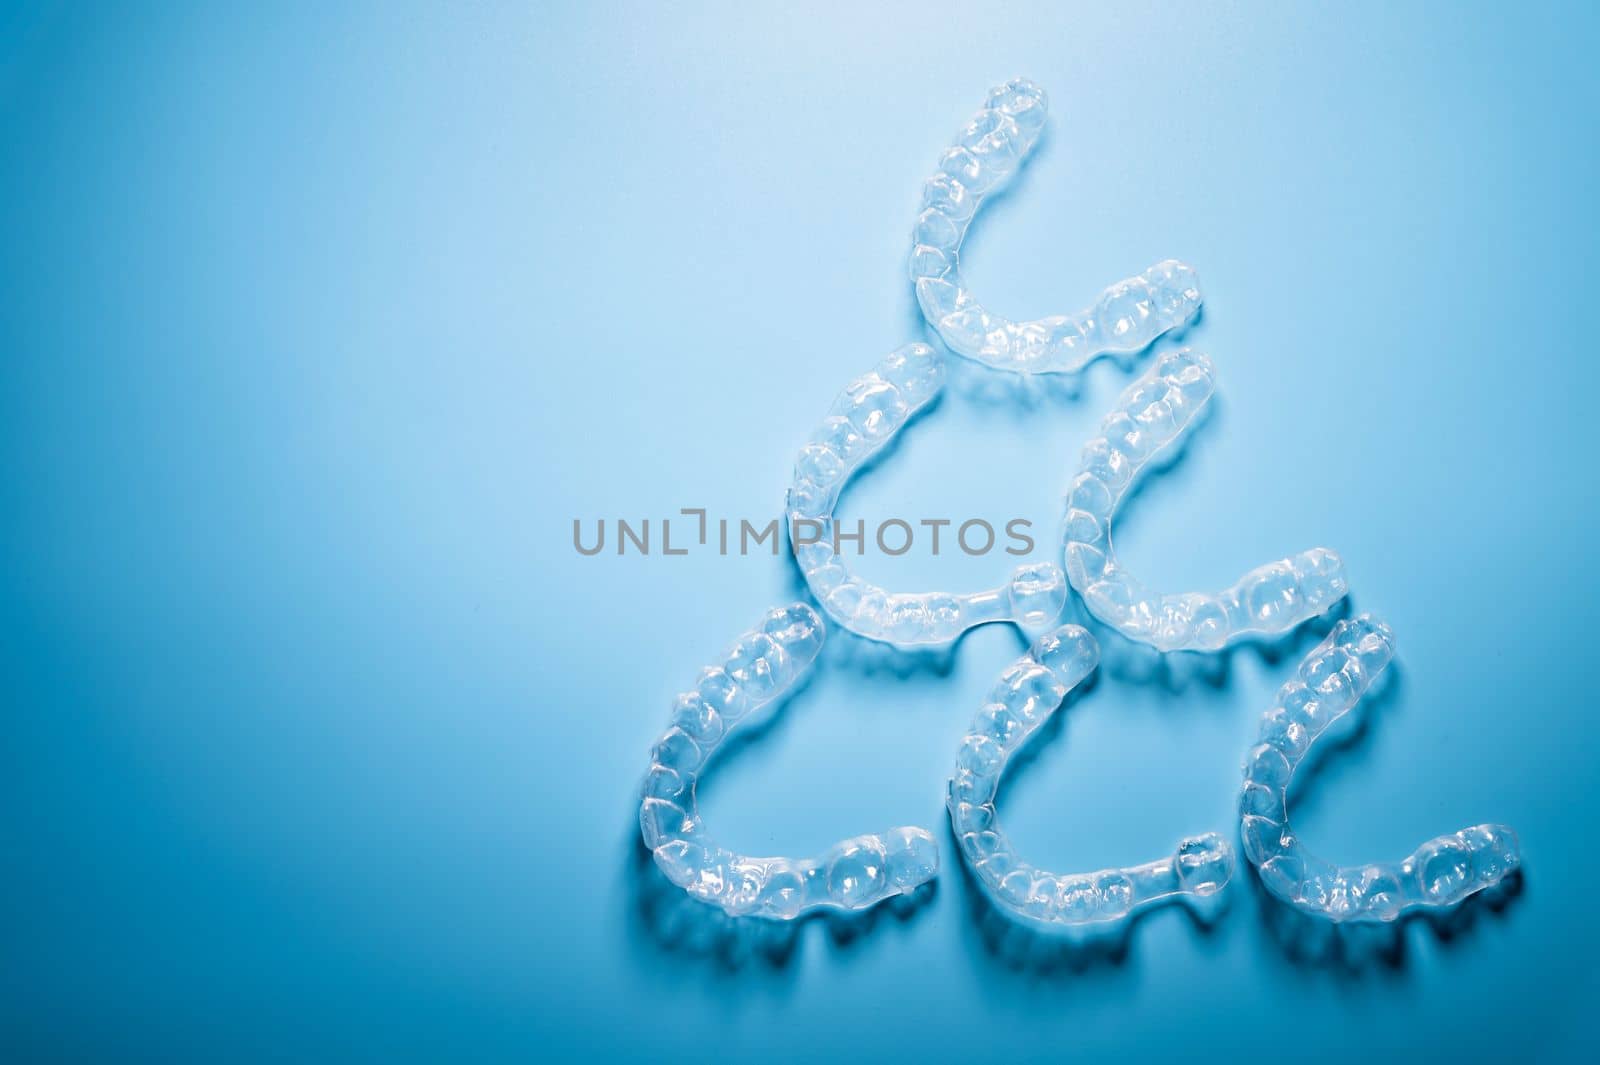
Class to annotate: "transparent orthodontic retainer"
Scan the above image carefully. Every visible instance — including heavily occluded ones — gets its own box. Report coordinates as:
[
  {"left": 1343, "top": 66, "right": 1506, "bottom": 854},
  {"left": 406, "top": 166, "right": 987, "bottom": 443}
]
[
  {"left": 1240, "top": 615, "right": 1520, "bottom": 922},
  {"left": 1063, "top": 348, "right": 1350, "bottom": 652},
  {"left": 640, "top": 603, "right": 940, "bottom": 919},
  {"left": 949, "top": 624, "right": 1234, "bottom": 935},
  {"left": 788, "top": 342, "right": 1067, "bottom": 650},
  {"left": 910, "top": 78, "right": 1202, "bottom": 374}
]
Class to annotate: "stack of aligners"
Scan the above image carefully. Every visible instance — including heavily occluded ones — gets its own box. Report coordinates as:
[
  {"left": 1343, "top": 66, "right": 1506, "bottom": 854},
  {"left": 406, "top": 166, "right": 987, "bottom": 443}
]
[
  {"left": 910, "top": 78, "right": 1202, "bottom": 373},
  {"left": 789, "top": 342, "right": 1067, "bottom": 649},
  {"left": 640, "top": 603, "right": 939, "bottom": 919},
  {"left": 1063, "top": 348, "right": 1349, "bottom": 651},
  {"left": 1240, "top": 616, "right": 1521, "bottom": 921},
  {"left": 949, "top": 625, "right": 1233, "bottom": 933}
]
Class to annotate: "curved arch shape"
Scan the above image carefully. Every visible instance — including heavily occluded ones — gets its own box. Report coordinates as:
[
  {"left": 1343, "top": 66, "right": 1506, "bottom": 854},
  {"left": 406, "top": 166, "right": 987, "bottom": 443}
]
[
  {"left": 1062, "top": 348, "right": 1348, "bottom": 651},
  {"left": 909, "top": 78, "right": 1203, "bottom": 374},
  {"left": 788, "top": 342, "right": 1067, "bottom": 648},
  {"left": 947, "top": 624, "right": 1234, "bottom": 932},
  {"left": 1240, "top": 615, "right": 1520, "bottom": 922},
  {"left": 639, "top": 603, "right": 939, "bottom": 919}
]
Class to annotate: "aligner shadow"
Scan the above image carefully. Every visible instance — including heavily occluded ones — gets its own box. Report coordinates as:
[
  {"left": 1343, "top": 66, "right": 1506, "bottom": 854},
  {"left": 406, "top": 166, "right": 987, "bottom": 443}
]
[
  {"left": 945, "top": 815, "right": 1231, "bottom": 978},
  {"left": 1060, "top": 592, "right": 1347, "bottom": 696},
  {"left": 1246, "top": 856, "right": 1528, "bottom": 976},
  {"left": 938, "top": 349, "right": 1088, "bottom": 407}
]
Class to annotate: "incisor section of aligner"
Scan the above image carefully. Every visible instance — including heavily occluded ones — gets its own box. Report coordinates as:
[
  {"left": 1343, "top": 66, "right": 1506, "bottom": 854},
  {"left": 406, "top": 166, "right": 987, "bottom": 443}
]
[
  {"left": 1062, "top": 349, "right": 1348, "bottom": 652},
  {"left": 640, "top": 604, "right": 939, "bottom": 919},
  {"left": 788, "top": 342, "right": 1067, "bottom": 649},
  {"left": 1241, "top": 616, "right": 1520, "bottom": 923},
  {"left": 909, "top": 78, "right": 1202, "bottom": 374},
  {"left": 948, "top": 625, "right": 1234, "bottom": 931}
]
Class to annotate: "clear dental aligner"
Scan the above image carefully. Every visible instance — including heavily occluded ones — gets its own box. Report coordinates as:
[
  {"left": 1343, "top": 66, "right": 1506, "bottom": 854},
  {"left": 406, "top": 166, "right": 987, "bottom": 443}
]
[
  {"left": 1063, "top": 349, "right": 1348, "bottom": 652},
  {"left": 1240, "top": 615, "right": 1520, "bottom": 922},
  {"left": 910, "top": 78, "right": 1203, "bottom": 374},
  {"left": 948, "top": 624, "right": 1234, "bottom": 931},
  {"left": 639, "top": 603, "right": 940, "bottom": 919},
  {"left": 789, "top": 342, "right": 1067, "bottom": 648}
]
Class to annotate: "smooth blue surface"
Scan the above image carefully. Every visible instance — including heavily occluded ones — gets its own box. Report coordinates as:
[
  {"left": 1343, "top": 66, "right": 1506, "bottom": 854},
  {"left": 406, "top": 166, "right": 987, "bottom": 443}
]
[{"left": 3, "top": 2, "right": 1597, "bottom": 1060}]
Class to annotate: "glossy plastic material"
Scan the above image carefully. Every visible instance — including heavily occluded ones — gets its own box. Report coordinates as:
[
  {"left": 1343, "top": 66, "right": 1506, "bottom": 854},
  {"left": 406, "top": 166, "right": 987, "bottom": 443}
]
[
  {"left": 910, "top": 79, "right": 1201, "bottom": 373},
  {"left": 789, "top": 343, "right": 1067, "bottom": 648},
  {"left": 640, "top": 603, "right": 939, "bottom": 919},
  {"left": 1240, "top": 615, "right": 1520, "bottom": 922},
  {"left": 1063, "top": 349, "right": 1348, "bottom": 651},
  {"left": 949, "top": 624, "right": 1234, "bottom": 932}
]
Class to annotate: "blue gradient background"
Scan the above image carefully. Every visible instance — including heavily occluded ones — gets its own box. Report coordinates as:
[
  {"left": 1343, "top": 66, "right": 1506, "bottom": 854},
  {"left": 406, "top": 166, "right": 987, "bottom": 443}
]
[{"left": 3, "top": 2, "right": 1597, "bottom": 1061}]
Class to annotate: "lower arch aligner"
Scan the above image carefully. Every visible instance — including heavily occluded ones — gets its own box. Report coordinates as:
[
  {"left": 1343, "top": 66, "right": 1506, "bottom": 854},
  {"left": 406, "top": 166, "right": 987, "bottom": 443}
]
[{"left": 639, "top": 603, "right": 939, "bottom": 919}]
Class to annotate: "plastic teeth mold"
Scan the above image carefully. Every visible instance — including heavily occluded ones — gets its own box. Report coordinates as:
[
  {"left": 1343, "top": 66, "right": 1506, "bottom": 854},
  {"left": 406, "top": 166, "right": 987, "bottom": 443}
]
[
  {"left": 788, "top": 342, "right": 1067, "bottom": 648},
  {"left": 948, "top": 624, "right": 1235, "bottom": 932},
  {"left": 1062, "top": 348, "right": 1349, "bottom": 652},
  {"left": 910, "top": 78, "right": 1202, "bottom": 374},
  {"left": 639, "top": 603, "right": 940, "bottom": 919},
  {"left": 1240, "top": 615, "right": 1520, "bottom": 922}
]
